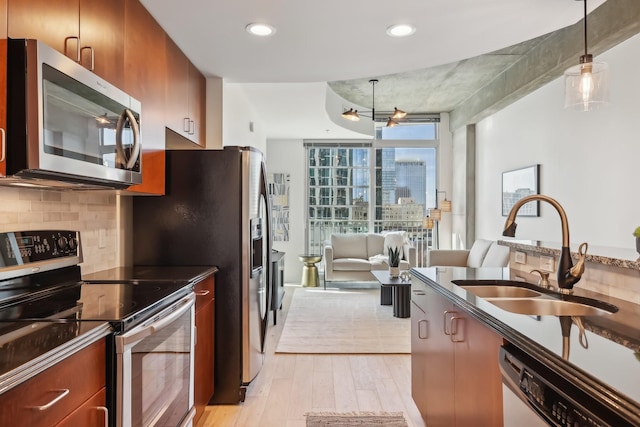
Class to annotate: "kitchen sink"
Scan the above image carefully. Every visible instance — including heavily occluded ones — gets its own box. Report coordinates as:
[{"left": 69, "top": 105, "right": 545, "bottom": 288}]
[
  {"left": 452, "top": 279, "right": 618, "bottom": 316},
  {"left": 486, "top": 298, "right": 615, "bottom": 316},
  {"left": 459, "top": 285, "right": 542, "bottom": 298}
]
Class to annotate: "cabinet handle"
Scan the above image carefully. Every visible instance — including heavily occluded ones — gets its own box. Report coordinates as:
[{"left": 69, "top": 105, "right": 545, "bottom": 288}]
[
  {"left": 64, "top": 36, "right": 80, "bottom": 62},
  {"left": 195, "top": 289, "right": 210, "bottom": 296},
  {"left": 0, "top": 128, "right": 5, "bottom": 163},
  {"left": 189, "top": 119, "right": 195, "bottom": 135},
  {"left": 443, "top": 310, "right": 456, "bottom": 335},
  {"left": 184, "top": 117, "right": 190, "bottom": 133},
  {"left": 29, "top": 388, "right": 70, "bottom": 410},
  {"left": 418, "top": 319, "right": 428, "bottom": 339},
  {"left": 450, "top": 316, "right": 465, "bottom": 342},
  {"left": 97, "top": 406, "right": 108, "bottom": 426},
  {"left": 194, "top": 324, "right": 197, "bottom": 346},
  {"left": 81, "top": 46, "right": 95, "bottom": 71}
]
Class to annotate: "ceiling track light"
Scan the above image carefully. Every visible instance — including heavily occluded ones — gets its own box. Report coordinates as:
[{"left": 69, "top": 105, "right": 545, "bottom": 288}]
[
  {"left": 341, "top": 79, "right": 408, "bottom": 127},
  {"left": 563, "top": 0, "right": 609, "bottom": 111}
]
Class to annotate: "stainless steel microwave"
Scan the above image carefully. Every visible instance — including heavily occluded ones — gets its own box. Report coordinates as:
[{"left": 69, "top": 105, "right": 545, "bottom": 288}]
[{"left": 4, "top": 39, "right": 142, "bottom": 189}]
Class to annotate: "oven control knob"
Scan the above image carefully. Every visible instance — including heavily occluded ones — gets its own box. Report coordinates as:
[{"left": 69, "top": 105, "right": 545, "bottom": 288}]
[
  {"left": 57, "top": 236, "right": 68, "bottom": 250},
  {"left": 68, "top": 238, "right": 78, "bottom": 250}
]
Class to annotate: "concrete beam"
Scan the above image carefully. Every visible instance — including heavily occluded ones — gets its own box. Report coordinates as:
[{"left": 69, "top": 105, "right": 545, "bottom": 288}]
[{"left": 449, "top": 0, "right": 640, "bottom": 131}]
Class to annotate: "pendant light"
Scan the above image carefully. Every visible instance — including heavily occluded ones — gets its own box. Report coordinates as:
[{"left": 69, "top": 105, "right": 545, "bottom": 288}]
[
  {"left": 341, "top": 80, "right": 407, "bottom": 127},
  {"left": 564, "top": 0, "right": 609, "bottom": 111}
]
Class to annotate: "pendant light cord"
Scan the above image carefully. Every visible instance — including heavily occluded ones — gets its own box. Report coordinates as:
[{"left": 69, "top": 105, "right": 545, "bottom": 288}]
[{"left": 583, "top": 0, "right": 588, "bottom": 57}]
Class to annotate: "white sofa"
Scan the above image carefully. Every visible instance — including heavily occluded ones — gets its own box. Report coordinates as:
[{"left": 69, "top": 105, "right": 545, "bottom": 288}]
[
  {"left": 427, "top": 239, "right": 510, "bottom": 268},
  {"left": 324, "top": 232, "right": 416, "bottom": 283}
]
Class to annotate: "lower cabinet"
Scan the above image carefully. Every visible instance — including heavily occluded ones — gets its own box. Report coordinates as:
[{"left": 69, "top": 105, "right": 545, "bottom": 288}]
[
  {"left": 194, "top": 274, "right": 216, "bottom": 425},
  {"left": 411, "top": 284, "right": 503, "bottom": 427},
  {"left": 0, "top": 338, "right": 107, "bottom": 427}
]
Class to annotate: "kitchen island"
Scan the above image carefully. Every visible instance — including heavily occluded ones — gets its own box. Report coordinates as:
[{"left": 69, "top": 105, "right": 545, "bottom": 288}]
[{"left": 411, "top": 266, "right": 640, "bottom": 426}]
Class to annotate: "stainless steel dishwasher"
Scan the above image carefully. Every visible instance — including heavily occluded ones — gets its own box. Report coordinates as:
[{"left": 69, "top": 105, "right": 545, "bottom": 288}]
[{"left": 500, "top": 343, "right": 634, "bottom": 427}]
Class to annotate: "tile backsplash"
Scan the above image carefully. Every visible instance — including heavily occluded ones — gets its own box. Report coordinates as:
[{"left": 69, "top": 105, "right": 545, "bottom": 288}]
[
  {"left": 509, "top": 250, "right": 640, "bottom": 305},
  {"left": 0, "top": 186, "right": 122, "bottom": 274}
]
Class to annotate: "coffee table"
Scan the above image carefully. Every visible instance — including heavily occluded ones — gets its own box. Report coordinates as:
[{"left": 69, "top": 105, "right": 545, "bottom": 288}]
[{"left": 371, "top": 270, "right": 411, "bottom": 318}]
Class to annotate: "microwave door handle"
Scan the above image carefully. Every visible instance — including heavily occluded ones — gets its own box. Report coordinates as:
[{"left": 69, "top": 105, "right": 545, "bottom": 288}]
[
  {"left": 115, "top": 108, "right": 141, "bottom": 170},
  {"left": 116, "top": 294, "right": 195, "bottom": 350}
]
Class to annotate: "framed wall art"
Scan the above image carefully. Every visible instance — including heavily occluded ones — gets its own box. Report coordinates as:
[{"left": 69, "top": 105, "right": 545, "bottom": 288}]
[{"left": 502, "top": 164, "right": 540, "bottom": 217}]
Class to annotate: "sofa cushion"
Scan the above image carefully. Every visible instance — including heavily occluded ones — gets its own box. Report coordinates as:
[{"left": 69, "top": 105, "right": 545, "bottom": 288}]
[
  {"left": 366, "top": 234, "right": 385, "bottom": 258},
  {"left": 333, "top": 258, "right": 371, "bottom": 271},
  {"left": 481, "top": 243, "right": 510, "bottom": 267},
  {"left": 383, "top": 231, "right": 406, "bottom": 259},
  {"left": 332, "top": 234, "right": 367, "bottom": 259},
  {"left": 466, "top": 239, "right": 494, "bottom": 267}
]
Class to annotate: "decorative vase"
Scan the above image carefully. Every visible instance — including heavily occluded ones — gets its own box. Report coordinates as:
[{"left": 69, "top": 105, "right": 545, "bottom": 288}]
[{"left": 389, "top": 266, "right": 400, "bottom": 278}]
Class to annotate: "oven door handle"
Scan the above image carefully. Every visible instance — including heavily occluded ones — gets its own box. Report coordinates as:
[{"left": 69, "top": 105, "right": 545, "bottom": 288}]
[{"left": 117, "top": 293, "right": 195, "bottom": 350}]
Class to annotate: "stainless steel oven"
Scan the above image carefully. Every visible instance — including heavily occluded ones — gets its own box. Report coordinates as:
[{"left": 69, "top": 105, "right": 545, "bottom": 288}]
[
  {"left": 5, "top": 39, "right": 142, "bottom": 189},
  {"left": 115, "top": 293, "right": 196, "bottom": 427}
]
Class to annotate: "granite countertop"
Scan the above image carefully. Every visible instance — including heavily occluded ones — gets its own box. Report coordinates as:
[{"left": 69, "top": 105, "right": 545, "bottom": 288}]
[
  {"left": 499, "top": 239, "right": 640, "bottom": 270},
  {"left": 411, "top": 266, "right": 640, "bottom": 425}
]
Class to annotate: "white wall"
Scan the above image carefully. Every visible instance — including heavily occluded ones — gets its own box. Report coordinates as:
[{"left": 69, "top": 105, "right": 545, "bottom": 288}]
[
  {"left": 222, "top": 83, "right": 267, "bottom": 154},
  {"left": 266, "top": 139, "right": 307, "bottom": 283},
  {"left": 475, "top": 33, "right": 640, "bottom": 249}
]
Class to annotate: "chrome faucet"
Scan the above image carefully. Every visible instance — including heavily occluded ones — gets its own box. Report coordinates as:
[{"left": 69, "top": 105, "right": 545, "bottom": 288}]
[{"left": 502, "top": 194, "right": 588, "bottom": 294}]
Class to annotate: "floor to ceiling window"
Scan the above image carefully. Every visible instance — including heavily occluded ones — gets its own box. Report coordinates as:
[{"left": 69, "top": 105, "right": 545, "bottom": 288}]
[{"left": 305, "top": 122, "right": 439, "bottom": 264}]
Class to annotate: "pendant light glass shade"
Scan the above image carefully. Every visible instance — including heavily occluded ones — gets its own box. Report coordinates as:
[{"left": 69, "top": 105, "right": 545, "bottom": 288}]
[
  {"left": 429, "top": 208, "right": 441, "bottom": 221},
  {"left": 564, "top": 0, "right": 610, "bottom": 111},
  {"left": 564, "top": 56, "right": 610, "bottom": 111},
  {"left": 386, "top": 117, "right": 399, "bottom": 127},
  {"left": 440, "top": 198, "right": 452, "bottom": 212}
]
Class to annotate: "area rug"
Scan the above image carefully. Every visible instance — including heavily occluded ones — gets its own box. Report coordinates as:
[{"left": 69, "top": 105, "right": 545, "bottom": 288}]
[
  {"left": 276, "top": 288, "right": 410, "bottom": 354},
  {"left": 305, "top": 411, "right": 408, "bottom": 426}
]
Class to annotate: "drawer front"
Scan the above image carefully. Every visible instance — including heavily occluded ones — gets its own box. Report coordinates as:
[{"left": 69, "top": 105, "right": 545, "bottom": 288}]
[
  {"left": 195, "top": 275, "right": 215, "bottom": 311},
  {"left": 56, "top": 388, "right": 107, "bottom": 427},
  {"left": 0, "top": 338, "right": 106, "bottom": 427}
]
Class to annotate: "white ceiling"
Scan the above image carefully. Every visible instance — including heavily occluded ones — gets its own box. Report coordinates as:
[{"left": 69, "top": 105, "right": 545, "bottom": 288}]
[{"left": 141, "top": 0, "right": 607, "bottom": 139}]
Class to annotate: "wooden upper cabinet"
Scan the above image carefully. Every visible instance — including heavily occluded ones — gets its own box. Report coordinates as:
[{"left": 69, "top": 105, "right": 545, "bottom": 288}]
[
  {"left": 78, "top": 0, "right": 125, "bottom": 88},
  {"left": 165, "top": 35, "right": 206, "bottom": 147},
  {"left": 7, "top": 0, "right": 124, "bottom": 87},
  {"left": 188, "top": 61, "right": 206, "bottom": 146},
  {"left": 0, "top": 0, "right": 7, "bottom": 177},
  {"left": 122, "top": 0, "right": 167, "bottom": 195},
  {"left": 8, "top": 0, "right": 79, "bottom": 57}
]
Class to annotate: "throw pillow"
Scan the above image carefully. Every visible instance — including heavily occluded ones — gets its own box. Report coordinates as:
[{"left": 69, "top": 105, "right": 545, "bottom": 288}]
[{"left": 383, "top": 232, "right": 405, "bottom": 260}]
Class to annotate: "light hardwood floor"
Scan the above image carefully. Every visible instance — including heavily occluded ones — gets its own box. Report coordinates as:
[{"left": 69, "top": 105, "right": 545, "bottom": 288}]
[{"left": 198, "top": 284, "right": 426, "bottom": 427}]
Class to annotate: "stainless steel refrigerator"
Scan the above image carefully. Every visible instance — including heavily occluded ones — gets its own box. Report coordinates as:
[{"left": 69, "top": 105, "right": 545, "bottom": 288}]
[{"left": 132, "top": 146, "right": 271, "bottom": 404}]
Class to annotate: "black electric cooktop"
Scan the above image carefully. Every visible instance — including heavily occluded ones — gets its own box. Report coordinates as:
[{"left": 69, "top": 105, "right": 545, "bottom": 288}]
[{"left": 0, "top": 230, "right": 194, "bottom": 379}]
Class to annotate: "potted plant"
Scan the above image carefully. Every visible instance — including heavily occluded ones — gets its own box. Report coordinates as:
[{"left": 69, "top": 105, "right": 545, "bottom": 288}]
[
  {"left": 388, "top": 246, "right": 401, "bottom": 278},
  {"left": 634, "top": 226, "right": 640, "bottom": 254}
]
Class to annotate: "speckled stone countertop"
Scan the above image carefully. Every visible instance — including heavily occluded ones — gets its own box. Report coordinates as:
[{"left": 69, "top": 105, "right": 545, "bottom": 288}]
[
  {"left": 498, "top": 239, "right": 640, "bottom": 270},
  {"left": 411, "top": 266, "right": 640, "bottom": 425}
]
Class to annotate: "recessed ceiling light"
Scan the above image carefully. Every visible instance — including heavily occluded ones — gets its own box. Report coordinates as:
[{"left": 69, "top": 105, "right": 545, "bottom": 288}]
[
  {"left": 246, "top": 23, "right": 276, "bottom": 37},
  {"left": 386, "top": 24, "right": 416, "bottom": 37}
]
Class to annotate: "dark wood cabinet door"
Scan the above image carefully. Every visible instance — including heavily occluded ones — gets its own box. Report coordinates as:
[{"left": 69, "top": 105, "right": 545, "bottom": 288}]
[
  {"left": 123, "top": 0, "right": 166, "bottom": 195},
  {"left": 453, "top": 313, "right": 504, "bottom": 427},
  {"left": 0, "top": 339, "right": 106, "bottom": 427},
  {"left": 410, "top": 299, "right": 429, "bottom": 419},
  {"left": 0, "top": 0, "right": 7, "bottom": 177},
  {"left": 422, "top": 288, "right": 455, "bottom": 427},
  {"left": 188, "top": 61, "right": 206, "bottom": 146},
  {"left": 8, "top": 0, "right": 79, "bottom": 59},
  {"left": 165, "top": 36, "right": 190, "bottom": 137},
  {"left": 55, "top": 388, "right": 107, "bottom": 427},
  {"left": 79, "top": 0, "right": 124, "bottom": 88},
  {"left": 194, "top": 274, "right": 215, "bottom": 424}
]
